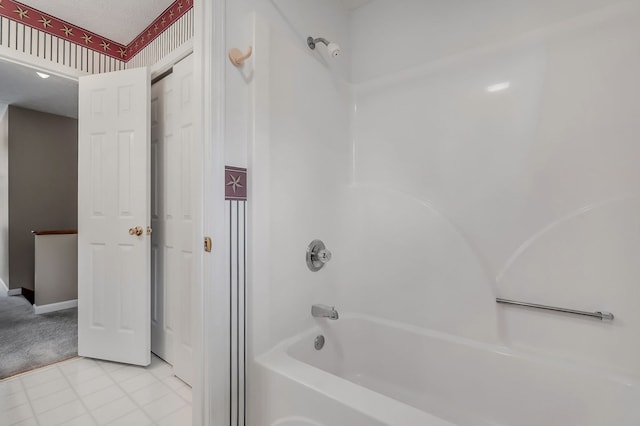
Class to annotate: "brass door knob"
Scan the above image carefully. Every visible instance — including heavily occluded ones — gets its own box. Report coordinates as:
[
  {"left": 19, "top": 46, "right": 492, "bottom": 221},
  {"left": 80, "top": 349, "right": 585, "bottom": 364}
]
[
  {"left": 146, "top": 226, "right": 153, "bottom": 236},
  {"left": 129, "top": 226, "right": 144, "bottom": 236}
]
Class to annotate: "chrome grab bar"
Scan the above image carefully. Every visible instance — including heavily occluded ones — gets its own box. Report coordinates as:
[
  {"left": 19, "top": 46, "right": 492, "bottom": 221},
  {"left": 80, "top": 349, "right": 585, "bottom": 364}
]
[{"left": 496, "top": 298, "right": 614, "bottom": 321}]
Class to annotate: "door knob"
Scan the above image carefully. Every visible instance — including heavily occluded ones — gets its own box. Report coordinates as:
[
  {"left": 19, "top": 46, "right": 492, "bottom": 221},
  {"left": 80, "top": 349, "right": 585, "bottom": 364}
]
[{"left": 129, "top": 226, "right": 144, "bottom": 236}]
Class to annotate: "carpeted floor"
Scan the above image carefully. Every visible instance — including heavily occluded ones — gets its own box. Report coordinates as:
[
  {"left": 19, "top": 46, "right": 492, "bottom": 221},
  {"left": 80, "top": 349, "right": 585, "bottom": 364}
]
[{"left": 0, "top": 295, "right": 77, "bottom": 380}]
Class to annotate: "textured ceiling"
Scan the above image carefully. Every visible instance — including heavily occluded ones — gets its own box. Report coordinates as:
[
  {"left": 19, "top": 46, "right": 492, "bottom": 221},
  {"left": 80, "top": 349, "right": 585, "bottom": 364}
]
[
  {"left": 0, "top": 59, "right": 78, "bottom": 118},
  {"left": 17, "top": 0, "right": 175, "bottom": 44}
]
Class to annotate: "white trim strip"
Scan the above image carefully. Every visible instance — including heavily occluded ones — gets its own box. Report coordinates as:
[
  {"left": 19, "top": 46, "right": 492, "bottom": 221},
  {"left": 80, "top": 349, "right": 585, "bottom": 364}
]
[
  {"left": 34, "top": 299, "right": 78, "bottom": 315},
  {"left": 0, "top": 279, "right": 8, "bottom": 297},
  {"left": 7, "top": 288, "right": 22, "bottom": 296}
]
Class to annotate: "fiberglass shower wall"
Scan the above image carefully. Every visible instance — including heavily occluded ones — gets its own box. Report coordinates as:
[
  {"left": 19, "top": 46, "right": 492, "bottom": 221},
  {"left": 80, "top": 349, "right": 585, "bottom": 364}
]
[
  {"left": 230, "top": 3, "right": 640, "bottom": 422},
  {"left": 344, "top": 0, "right": 640, "bottom": 378},
  {"left": 241, "top": 0, "right": 353, "bottom": 359}
]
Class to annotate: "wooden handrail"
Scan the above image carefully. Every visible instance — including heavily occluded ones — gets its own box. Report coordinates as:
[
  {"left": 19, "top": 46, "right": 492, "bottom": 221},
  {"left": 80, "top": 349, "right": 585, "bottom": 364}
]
[{"left": 31, "top": 230, "right": 78, "bottom": 236}]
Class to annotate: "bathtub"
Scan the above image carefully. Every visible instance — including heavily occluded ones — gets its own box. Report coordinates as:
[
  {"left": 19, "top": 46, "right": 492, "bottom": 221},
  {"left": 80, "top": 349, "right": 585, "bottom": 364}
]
[{"left": 254, "top": 314, "right": 640, "bottom": 426}]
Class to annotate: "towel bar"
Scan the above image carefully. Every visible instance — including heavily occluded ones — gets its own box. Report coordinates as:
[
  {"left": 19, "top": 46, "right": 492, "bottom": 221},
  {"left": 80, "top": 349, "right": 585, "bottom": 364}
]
[{"left": 496, "top": 298, "right": 614, "bottom": 321}]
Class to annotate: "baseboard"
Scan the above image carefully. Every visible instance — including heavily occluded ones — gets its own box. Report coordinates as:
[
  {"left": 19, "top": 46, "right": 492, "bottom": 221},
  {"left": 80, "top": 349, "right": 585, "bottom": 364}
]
[
  {"left": 0, "top": 279, "right": 8, "bottom": 297},
  {"left": 34, "top": 299, "right": 78, "bottom": 315},
  {"left": 7, "top": 288, "right": 22, "bottom": 296}
]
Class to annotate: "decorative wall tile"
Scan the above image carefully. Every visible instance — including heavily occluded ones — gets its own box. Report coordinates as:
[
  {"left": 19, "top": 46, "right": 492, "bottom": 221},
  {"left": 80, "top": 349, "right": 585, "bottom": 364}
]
[{"left": 225, "top": 166, "right": 247, "bottom": 201}]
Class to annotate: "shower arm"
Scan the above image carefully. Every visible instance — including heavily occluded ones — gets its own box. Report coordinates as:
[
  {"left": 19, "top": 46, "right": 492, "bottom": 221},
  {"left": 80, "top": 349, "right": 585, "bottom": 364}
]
[{"left": 307, "top": 37, "right": 330, "bottom": 50}]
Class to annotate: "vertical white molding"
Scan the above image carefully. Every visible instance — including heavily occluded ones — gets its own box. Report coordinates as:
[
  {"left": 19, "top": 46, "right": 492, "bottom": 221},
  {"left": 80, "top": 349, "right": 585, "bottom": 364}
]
[{"left": 194, "top": 0, "right": 228, "bottom": 424}]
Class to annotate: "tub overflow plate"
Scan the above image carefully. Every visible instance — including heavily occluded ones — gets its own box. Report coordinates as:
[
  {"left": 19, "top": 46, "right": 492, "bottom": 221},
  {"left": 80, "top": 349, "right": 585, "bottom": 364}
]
[{"left": 314, "top": 335, "right": 325, "bottom": 350}]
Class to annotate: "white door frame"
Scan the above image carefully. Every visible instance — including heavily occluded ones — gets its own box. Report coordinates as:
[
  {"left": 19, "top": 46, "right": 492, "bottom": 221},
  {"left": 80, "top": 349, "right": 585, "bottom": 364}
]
[
  {"left": 0, "top": 0, "right": 228, "bottom": 422},
  {"left": 194, "top": 0, "right": 229, "bottom": 425}
]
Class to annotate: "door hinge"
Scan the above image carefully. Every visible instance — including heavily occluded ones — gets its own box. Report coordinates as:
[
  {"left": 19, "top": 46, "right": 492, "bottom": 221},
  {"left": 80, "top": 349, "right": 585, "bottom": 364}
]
[{"left": 204, "top": 236, "right": 212, "bottom": 253}]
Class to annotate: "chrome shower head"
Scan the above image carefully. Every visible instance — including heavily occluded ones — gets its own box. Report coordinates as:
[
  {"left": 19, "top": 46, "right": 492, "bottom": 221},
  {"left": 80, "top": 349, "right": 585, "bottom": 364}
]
[{"left": 307, "top": 36, "right": 341, "bottom": 58}]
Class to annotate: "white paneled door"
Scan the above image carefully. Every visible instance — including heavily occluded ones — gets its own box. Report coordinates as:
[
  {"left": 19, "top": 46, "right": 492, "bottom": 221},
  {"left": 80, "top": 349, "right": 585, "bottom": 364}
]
[
  {"left": 151, "top": 72, "right": 175, "bottom": 364},
  {"left": 172, "top": 54, "right": 197, "bottom": 386},
  {"left": 78, "top": 67, "right": 151, "bottom": 366},
  {"left": 150, "top": 54, "right": 197, "bottom": 385}
]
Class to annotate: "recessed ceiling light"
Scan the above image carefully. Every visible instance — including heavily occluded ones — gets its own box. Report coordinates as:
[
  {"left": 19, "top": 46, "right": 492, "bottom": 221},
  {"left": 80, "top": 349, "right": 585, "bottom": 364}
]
[
  {"left": 486, "top": 82, "right": 510, "bottom": 92},
  {"left": 36, "top": 72, "right": 50, "bottom": 79}
]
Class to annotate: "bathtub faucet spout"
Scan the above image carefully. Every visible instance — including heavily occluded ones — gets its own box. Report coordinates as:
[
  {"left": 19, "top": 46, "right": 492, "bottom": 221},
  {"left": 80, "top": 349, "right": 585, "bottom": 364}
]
[{"left": 311, "top": 304, "right": 339, "bottom": 320}]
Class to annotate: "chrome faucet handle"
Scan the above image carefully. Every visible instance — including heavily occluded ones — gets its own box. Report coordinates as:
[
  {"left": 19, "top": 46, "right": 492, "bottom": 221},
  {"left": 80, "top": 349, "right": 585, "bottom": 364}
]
[
  {"left": 316, "top": 249, "right": 332, "bottom": 264},
  {"left": 306, "top": 239, "right": 332, "bottom": 271}
]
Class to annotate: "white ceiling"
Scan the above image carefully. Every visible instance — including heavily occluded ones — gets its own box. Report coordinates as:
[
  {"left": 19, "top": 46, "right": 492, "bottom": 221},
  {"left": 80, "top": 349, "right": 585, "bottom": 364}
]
[
  {"left": 341, "top": 0, "right": 373, "bottom": 11},
  {"left": 19, "top": 0, "right": 175, "bottom": 44},
  {"left": 0, "top": 59, "right": 78, "bottom": 119}
]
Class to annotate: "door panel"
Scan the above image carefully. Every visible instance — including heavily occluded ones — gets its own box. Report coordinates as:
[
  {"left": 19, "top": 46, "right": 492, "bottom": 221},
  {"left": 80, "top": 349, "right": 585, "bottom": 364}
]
[
  {"left": 149, "top": 54, "right": 197, "bottom": 384},
  {"left": 172, "top": 54, "right": 196, "bottom": 385},
  {"left": 78, "top": 67, "right": 151, "bottom": 366}
]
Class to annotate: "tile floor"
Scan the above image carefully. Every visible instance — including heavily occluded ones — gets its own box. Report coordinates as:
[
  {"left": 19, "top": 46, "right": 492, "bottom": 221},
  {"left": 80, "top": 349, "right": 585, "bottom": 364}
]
[{"left": 0, "top": 354, "right": 191, "bottom": 426}]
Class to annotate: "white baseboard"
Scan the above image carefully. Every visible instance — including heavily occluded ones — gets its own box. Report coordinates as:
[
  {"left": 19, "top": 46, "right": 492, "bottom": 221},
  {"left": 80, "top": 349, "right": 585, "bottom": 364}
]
[
  {"left": 7, "top": 288, "right": 22, "bottom": 296},
  {"left": 34, "top": 299, "right": 78, "bottom": 315},
  {"left": 0, "top": 279, "right": 7, "bottom": 297}
]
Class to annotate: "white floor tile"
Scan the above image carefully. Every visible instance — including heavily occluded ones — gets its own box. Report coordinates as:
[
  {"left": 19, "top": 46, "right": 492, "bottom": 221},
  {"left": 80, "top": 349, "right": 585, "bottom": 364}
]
[
  {"left": 105, "top": 409, "right": 153, "bottom": 426},
  {"left": 106, "top": 365, "right": 146, "bottom": 383},
  {"left": 157, "top": 405, "right": 192, "bottom": 426},
  {"left": 148, "top": 363, "right": 174, "bottom": 380},
  {"left": 59, "top": 413, "right": 98, "bottom": 426},
  {"left": 119, "top": 372, "right": 159, "bottom": 394},
  {"left": 81, "top": 385, "right": 126, "bottom": 411},
  {"left": 129, "top": 381, "right": 172, "bottom": 406},
  {"left": 0, "top": 403, "right": 34, "bottom": 426},
  {"left": 2, "top": 356, "right": 191, "bottom": 426},
  {"left": 25, "top": 377, "right": 69, "bottom": 400},
  {"left": 96, "top": 361, "right": 127, "bottom": 373},
  {"left": 20, "top": 367, "right": 63, "bottom": 389},
  {"left": 0, "top": 389, "right": 27, "bottom": 411},
  {"left": 36, "top": 400, "right": 86, "bottom": 426},
  {"left": 0, "top": 379, "right": 24, "bottom": 397},
  {"left": 64, "top": 365, "right": 106, "bottom": 386},
  {"left": 161, "top": 375, "right": 187, "bottom": 391},
  {"left": 90, "top": 396, "right": 137, "bottom": 425},
  {"left": 143, "top": 392, "right": 186, "bottom": 422},
  {"left": 71, "top": 374, "right": 114, "bottom": 397},
  {"left": 31, "top": 388, "right": 77, "bottom": 414},
  {"left": 11, "top": 417, "right": 39, "bottom": 426},
  {"left": 58, "top": 358, "right": 97, "bottom": 375},
  {"left": 174, "top": 385, "right": 192, "bottom": 403}
]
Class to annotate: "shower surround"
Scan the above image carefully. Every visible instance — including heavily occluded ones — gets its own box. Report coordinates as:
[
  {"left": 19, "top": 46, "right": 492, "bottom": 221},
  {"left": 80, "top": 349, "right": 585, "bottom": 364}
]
[{"left": 230, "top": 0, "right": 640, "bottom": 424}]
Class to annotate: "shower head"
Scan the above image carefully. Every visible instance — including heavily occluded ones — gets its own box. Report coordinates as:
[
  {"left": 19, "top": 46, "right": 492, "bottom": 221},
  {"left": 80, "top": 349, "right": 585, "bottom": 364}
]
[{"left": 307, "top": 36, "right": 341, "bottom": 58}]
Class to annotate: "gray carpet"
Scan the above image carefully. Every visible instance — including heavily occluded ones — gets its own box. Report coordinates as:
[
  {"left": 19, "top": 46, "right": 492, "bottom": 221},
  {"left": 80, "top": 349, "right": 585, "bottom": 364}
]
[{"left": 0, "top": 295, "right": 77, "bottom": 379}]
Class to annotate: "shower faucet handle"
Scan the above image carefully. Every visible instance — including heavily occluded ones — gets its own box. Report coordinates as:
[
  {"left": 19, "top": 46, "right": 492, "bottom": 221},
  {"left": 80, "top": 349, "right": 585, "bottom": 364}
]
[
  {"left": 316, "top": 249, "right": 332, "bottom": 264},
  {"left": 306, "top": 239, "right": 332, "bottom": 272}
]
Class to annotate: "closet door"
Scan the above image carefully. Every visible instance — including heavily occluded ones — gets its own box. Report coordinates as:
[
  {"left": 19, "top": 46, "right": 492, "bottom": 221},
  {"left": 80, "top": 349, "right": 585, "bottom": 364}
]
[
  {"left": 150, "top": 75, "right": 176, "bottom": 363},
  {"left": 150, "top": 54, "right": 196, "bottom": 385},
  {"left": 171, "top": 54, "right": 197, "bottom": 386}
]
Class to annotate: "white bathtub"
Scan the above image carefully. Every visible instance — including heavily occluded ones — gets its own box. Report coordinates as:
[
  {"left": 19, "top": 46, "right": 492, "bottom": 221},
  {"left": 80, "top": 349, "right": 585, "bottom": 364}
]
[{"left": 254, "top": 314, "right": 640, "bottom": 426}]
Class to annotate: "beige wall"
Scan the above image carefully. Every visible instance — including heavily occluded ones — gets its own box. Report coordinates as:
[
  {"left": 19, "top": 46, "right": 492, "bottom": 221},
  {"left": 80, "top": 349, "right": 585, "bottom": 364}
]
[
  {"left": 34, "top": 234, "right": 77, "bottom": 306},
  {"left": 8, "top": 106, "right": 77, "bottom": 291},
  {"left": 0, "top": 104, "right": 8, "bottom": 290}
]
